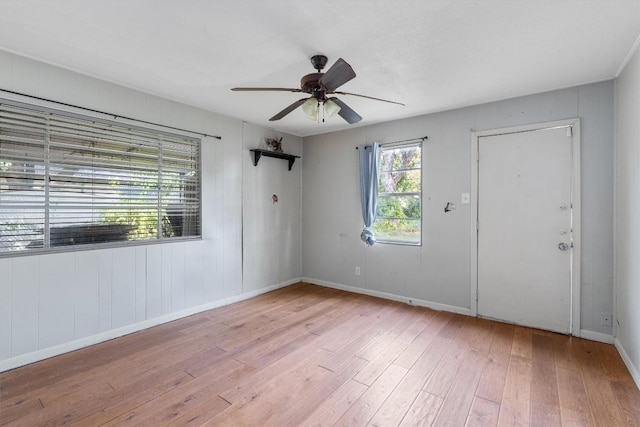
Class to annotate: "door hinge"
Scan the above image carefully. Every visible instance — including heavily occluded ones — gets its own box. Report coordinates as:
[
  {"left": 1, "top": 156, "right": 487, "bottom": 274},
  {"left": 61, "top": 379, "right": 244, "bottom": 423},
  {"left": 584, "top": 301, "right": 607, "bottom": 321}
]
[{"left": 566, "top": 127, "right": 573, "bottom": 137}]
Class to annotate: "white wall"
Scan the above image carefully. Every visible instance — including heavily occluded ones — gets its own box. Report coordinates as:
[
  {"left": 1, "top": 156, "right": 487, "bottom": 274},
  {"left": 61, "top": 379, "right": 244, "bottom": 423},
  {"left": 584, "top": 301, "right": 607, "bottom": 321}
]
[
  {"left": 242, "top": 123, "right": 303, "bottom": 292},
  {"left": 303, "top": 81, "right": 615, "bottom": 336},
  {"left": 615, "top": 42, "right": 640, "bottom": 387},
  {"left": 0, "top": 50, "right": 302, "bottom": 370}
]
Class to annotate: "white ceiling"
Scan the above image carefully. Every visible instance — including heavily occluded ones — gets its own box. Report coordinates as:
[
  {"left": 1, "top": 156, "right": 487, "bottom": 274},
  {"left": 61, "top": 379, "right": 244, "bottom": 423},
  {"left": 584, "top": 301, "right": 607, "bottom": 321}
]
[{"left": 0, "top": 1, "right": 638, "bottom": 137}]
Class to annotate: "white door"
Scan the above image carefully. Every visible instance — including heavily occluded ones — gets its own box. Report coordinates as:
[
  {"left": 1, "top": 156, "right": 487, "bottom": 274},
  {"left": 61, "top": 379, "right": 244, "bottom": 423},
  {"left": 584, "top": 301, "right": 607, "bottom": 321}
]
[{"left": 477, "top": 126, "right": 573, "bottom": 333}]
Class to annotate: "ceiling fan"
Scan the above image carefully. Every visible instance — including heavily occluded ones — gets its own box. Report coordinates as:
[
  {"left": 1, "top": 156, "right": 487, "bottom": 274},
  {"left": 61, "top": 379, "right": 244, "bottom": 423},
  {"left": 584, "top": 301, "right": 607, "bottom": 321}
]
[{"left": 231, "top": 55, "right": 404, "bottom": 124}]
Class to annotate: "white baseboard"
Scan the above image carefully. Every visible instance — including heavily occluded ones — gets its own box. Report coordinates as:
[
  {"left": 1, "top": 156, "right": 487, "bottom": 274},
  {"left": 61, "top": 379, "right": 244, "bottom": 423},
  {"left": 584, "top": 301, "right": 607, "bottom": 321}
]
[
  {"left": 302, "top": 277, "right": 472, "bottom": 316},
  {"left": 0, "top": 278, "right": 300, "bottom": 373},
  {"left": 579, "top": 329, "right": 615, "bottom": 344},
  {"left": 615, "top": 338, "right": 640, "bottom": 390}
]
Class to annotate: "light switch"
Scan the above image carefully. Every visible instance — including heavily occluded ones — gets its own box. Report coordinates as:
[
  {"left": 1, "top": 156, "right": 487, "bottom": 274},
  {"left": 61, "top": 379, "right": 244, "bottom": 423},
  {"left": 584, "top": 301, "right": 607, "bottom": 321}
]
[{"left": 461, "top": 193, "right": 470, "bottom": 204}]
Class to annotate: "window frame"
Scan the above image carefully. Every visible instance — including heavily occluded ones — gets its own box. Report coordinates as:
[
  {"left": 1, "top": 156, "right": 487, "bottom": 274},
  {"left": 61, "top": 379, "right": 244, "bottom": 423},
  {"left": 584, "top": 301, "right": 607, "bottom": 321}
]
[
  {"left": 374, "top": 141, "right": 423, "bottom": 246},
  {"left": 0, "top": 98, "right": 202, "bottom": 257}
]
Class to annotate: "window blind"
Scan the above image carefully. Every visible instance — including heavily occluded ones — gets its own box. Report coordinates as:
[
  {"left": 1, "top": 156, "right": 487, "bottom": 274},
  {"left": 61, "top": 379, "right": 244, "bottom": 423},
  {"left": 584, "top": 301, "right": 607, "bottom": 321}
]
[{"left": 0, "top": 101, "right": 201, "bottom": 253}]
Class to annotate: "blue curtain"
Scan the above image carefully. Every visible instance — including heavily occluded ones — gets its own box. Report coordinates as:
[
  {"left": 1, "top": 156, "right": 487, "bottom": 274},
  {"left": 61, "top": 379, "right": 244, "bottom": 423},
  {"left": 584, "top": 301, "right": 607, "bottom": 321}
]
[{"left": 359, "top": 143, "right": 381, "bottom": 246}]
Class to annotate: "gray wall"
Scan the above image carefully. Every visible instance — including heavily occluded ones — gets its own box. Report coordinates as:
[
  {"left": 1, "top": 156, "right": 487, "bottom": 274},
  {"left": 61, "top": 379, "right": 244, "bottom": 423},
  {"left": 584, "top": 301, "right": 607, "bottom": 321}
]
[
  {"left": 242, "top": 123, "right": 303, "bottom": 292},
  {"left": 302, "top": 81, "right": 614, "bottom": 336},
  {"left": 0, "top": 50, "right": 303, "bottom": 370},
  {"left": 615, "top": 44, "right": 640, "bottom": 385}
]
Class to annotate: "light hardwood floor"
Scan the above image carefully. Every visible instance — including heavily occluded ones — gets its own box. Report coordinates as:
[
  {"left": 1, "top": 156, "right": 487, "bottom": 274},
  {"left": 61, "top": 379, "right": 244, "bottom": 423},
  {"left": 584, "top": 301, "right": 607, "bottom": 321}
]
[{"left": 1, "top": 282, "right": 639, "bottom": 426}]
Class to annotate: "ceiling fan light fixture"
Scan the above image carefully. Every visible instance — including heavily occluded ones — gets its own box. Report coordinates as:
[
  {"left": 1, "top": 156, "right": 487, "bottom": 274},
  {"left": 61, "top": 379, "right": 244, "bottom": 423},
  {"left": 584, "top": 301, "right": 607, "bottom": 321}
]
[
  {"left": 323, "top": 99, "right": 341, "bottom": 118},
  {"left": 301, "top": 97, "right": 319, "bottom": 120},
  {"left": 232, "top": 56, "right": 403, "bottom": 124}
]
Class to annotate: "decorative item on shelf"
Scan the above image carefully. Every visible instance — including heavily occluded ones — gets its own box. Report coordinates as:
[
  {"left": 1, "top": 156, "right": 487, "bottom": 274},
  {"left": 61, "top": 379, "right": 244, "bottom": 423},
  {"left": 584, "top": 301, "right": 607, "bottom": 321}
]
[{"left": 265, "top": 137, "right": 283, "bottom": 152}]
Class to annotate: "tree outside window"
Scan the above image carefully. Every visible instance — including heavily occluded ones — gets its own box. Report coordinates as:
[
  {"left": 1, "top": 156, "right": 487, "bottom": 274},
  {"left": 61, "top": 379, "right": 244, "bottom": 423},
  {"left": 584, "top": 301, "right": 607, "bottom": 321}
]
[{"left": 373, "top": 143, "right": 421, "bottom": 244}]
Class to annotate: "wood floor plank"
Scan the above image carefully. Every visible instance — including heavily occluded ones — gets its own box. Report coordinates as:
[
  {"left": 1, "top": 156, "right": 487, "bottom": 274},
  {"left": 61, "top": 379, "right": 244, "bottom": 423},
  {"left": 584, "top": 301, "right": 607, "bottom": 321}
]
[
  {"left": 299, "top": 379, "right": 368, "bottom": 427},
  {"left": 13, "top": 369, "right": 194, "bottom": 426},
  {"left": 324, "top": 303, "right": 404, "bottom": 354},
  {"left": 1, "top": 283, "right": 639, "bottom": 427},
  {"left": 398, "top": 390, "right": 443, "bottom": 427},
  {"left": 596, "top": 341, "right": 638, "bottom": 387},
  {"left": 218, "top": 342, "right": 325, "bottom": 405},
  {"left": 511, "top": 326, "right": 533, "bottom": 360},
  {"left": 274, "top": 356, "right": 369, "bottom": 426},
  {"left": 368, "top": 335, "right": 457, "bottom": 426},
  {"left": 353, "top": 310, "right": 432, "bottom": 386},
  {"left": 354, "top": 306, "right": 423, "bottom": 366},
  {"left": 575, "top": 339, "right": 628, "bottom": 426},
  {"left": 422, "top": 336, "right": 469, "bottom": 398},
  {"left": 433, "top": 347, "right": 490, "bottom": 426},
  {"left": 211, "top": 356, "right": 368, "bottom": 426},
  {"left": 556, "top": 366, "right": 592, "bottom": 426},
  {"left": 214, "top": 294, "right": 340, "bottom": 352},
  {"left": 0, "top": 316, "right": 201, "bottom": 400},
  {"left": 466, "top": 396, "right": 501, "bottom": 427},
  {"left": 319, "top": 304, "right": 410, "bottom": 372},
  {"left": 475, "top": 322, "right": 515, "bottom": 404},
  {"left": 550, "top": 333, "right": 581, "bottom": 373},
  {"left": 100, "top": 358, "right": 247, "bottom": 426},
  {"left": 335, "top": 363, "right": 408, "bottom": 426},
  {"left": 204, "top": 363, "right": 334, "bottom": 426},
  {"left": 0, "top": 397, "right": 43, "bottom": 426},
  {"left": 497, "top": 355, "right": 532, "bottom": 426},
  {"left": 530, "top": 333, "right": 562, "bottom": 426},
  {"left": 393, "top": 310, "right": 453, "bottom": 369},
  {"left": 611, "top": 380, "right": 640, "bottom": 425}
]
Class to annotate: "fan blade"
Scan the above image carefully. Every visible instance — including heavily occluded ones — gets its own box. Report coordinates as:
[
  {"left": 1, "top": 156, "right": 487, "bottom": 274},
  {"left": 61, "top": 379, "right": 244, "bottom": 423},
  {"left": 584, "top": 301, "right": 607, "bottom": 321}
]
[
  {"left": 328, "top": 97, "right": 362, "bottom": 124},
  {"left": 231, "top": 87, "right": 303, "bottom": 92},
  {"left": 269, "top": 98, "right": 309, "bottom": 121},
  {"left": 319, "top": 58, "right": 356, "bottom": 92},
  {"left": 333, "top": 91, "right": 405, "bottom": 106}
]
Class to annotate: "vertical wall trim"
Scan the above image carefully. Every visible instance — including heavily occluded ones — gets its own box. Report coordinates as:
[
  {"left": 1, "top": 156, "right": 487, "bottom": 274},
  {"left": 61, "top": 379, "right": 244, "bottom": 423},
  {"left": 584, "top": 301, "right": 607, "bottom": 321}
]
[
  {"left": 470, "top": 131, "right": 479, "bottom": 315},
  {"left": 240, "top": 122, "right": 245, "bottom": 293},
  {"left": 612, "top": 78, "right": 619, "bottom": 338}
]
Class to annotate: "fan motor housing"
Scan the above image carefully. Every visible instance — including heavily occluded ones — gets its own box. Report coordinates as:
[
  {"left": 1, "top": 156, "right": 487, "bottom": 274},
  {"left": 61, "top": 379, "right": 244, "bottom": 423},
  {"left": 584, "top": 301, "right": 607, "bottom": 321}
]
[{"left": 301, "top": 73, "right": 324, "bottom": 95}]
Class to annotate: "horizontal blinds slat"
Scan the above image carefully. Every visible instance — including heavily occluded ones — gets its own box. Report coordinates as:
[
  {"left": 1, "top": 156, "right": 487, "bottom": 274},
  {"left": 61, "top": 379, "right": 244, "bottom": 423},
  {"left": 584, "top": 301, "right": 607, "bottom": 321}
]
[{"left": 0, "top": 101, "right": 201, "bottom": 252}]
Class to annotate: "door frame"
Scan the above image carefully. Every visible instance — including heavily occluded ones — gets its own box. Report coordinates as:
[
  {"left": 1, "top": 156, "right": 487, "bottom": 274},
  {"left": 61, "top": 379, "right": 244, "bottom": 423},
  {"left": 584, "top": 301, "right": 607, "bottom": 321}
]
[{"left": 470, "top": 118, "right": 581, "bottom": 336}]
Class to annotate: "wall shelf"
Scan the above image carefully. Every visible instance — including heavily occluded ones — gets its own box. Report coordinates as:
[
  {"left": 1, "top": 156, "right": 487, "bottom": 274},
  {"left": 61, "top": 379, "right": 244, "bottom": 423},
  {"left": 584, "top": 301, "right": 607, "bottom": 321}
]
[{"left": 250, "top": 149, "right": 300, "bottom": 171}]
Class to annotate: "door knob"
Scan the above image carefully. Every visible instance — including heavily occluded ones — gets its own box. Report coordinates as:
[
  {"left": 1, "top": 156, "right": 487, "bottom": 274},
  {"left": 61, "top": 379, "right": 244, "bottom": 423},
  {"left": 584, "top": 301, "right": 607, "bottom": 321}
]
[{"left": 558, "top": 242, "right": 570, "bottom": 251}]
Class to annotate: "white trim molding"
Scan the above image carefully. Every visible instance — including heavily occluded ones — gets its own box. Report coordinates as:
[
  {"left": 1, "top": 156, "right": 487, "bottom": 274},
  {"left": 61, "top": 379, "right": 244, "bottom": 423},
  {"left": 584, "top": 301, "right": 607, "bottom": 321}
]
[
  {"left": 303, "top": 277, "right": 472, "bottom": 316},
  {"left": 0, "top": 278, "right": 301, "bottom": 372},
  {"left": 615, "top": 338, "right": 640, "bottom": 390},
  {"left": 579, "top": 329, "right": 615, "bottom": 344},
  {"left": 616, "top": 34, "right": 640, "bottom": 77}
]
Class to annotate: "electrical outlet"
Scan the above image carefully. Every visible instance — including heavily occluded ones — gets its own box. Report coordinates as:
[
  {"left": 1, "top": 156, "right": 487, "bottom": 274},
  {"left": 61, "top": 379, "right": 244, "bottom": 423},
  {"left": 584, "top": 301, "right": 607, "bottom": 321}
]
[
  {"left": 601, "top": 313, "right": 612, "bottom": 327},
  {"left": 355, "top": 266, "right": 360, "bottom": 276}
]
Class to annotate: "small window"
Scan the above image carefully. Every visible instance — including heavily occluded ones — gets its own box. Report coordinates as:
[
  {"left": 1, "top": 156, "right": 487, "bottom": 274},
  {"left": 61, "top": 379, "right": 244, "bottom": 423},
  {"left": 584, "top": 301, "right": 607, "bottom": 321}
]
[
  {"left": 0, "top": 101, "right": 201, "bottom": 254},
  {"left": 373, "top": 142, "right": 422, "bottom": 245}
]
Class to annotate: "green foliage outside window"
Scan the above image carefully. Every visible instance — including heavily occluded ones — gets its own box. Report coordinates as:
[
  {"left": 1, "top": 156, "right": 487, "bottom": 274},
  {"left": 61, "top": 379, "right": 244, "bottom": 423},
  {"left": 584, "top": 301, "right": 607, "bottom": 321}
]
[
  {"left": 100, "top": 171, "right": 182, "bottom": 240},
  {"left": 373, "top": 144, "right": 422, "bottom": 244}
]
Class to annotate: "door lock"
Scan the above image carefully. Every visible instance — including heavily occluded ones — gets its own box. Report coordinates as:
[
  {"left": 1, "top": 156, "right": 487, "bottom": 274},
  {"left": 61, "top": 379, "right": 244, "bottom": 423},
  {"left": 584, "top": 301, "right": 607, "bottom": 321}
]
[{"left": 558, "top": 242, "right": 570, "bottom": 251}]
